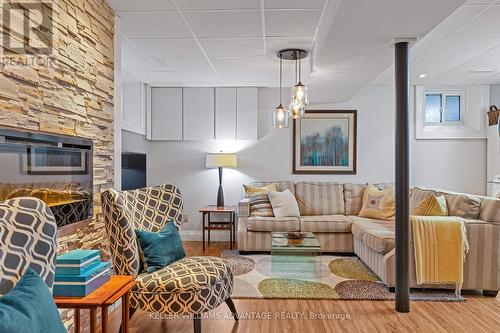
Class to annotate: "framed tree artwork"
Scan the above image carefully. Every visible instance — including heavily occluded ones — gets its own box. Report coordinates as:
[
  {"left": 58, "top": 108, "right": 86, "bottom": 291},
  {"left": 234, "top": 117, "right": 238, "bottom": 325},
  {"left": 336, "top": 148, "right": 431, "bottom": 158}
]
[{"left": 293, "top": 110, "right": 357, "bottom": 174}]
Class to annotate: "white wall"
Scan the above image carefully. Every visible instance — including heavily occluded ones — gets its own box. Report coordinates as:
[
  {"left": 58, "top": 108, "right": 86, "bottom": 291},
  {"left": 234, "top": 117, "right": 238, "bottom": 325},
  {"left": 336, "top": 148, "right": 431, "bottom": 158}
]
[
  {"left": 411, "top": 86, "right": 487, "bottom": 195},
  {"left": 143, "top": 84, "right": 487, "bottom": 239}
]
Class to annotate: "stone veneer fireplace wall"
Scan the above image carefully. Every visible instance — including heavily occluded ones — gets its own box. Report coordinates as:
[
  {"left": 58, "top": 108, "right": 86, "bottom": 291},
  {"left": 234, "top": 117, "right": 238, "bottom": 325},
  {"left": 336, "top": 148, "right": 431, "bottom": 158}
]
[{"left": 0, "top": 0, "right": 115, "bottom": 331}]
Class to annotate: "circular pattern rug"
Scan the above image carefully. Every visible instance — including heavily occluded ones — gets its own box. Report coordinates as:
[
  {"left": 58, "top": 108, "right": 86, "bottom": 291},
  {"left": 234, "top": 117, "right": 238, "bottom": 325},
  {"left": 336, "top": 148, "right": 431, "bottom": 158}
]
[{"left": 258, "top": 278, "right": 339, "bottom": 299}]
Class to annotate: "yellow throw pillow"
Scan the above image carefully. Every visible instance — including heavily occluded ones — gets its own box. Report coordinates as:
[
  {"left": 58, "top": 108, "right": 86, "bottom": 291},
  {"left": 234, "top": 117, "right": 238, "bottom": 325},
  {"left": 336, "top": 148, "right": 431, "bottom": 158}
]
[
  {"left": 412, "top": 194, "right": 448, "bottom": 216},
  {"left": 243, "top": 183, "right": 278, "bottom": 196},
  {"left": 358, "top": 184, "right": 395, "bottom": 220}
]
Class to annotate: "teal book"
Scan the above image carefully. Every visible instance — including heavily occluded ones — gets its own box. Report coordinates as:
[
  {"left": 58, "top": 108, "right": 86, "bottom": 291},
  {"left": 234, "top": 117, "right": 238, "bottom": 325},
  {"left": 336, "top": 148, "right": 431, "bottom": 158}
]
[
  {"left": 53, "top": 262, "right": 110, "bottom": 297},
  {"left": 55, "top": 249, "right": 100, "bottom": 275}
]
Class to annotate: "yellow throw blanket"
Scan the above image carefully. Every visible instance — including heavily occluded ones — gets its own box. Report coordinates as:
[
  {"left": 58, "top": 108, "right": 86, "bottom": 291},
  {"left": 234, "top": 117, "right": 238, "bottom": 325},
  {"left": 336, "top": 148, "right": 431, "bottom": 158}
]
[{"left": 411, "top": 215, "right": 469, "bottom": 295}]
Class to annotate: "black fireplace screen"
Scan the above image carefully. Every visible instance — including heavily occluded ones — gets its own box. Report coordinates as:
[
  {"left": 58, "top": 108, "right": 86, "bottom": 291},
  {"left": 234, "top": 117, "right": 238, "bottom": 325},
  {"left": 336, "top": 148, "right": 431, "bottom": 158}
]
[{"left": 0, "top": 128, "right": 93, "bottom": 228}]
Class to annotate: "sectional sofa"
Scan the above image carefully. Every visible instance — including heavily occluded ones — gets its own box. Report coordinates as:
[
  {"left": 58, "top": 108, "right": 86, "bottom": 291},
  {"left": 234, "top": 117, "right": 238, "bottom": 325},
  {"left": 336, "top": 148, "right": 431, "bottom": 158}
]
[{"left": 237, "top": 181, "right": 500, "bottom": 294}]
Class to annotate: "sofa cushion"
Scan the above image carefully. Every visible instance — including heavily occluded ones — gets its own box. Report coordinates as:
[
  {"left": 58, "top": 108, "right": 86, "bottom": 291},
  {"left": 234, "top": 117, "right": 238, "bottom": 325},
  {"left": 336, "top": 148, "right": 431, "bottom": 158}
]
[
  {"left": 247, "top": 216, "right": 300, "bottom": 232},
  {"left": 410, "top": 187, "right": 481, "bottom": 219},
  {"left": 344, "top": 183, "right": 365, "bottom": 215},
  {"left": 268, "top": 189, "right": 300, "bottom": 217},
  {"left": 295, "top": 182, "right": 345, "bottom": 216},
  {"left": 442, "top": 192, "right": 480, "bottom": 220},
  {"left": 248, "top": 181, "right": 295, "bottom": 196},
  {"left": 477, "top": 195, "right": 500, "bottom": 223},
  {"left": 410, "top": 188, "right": 436, "bottom": 213},
  {"left": 358, "top": 184, "right": 395, "bottom": 220},
  {"left": 249, "top": 192, "right": 274, "bottom": 217},
  {"left": 351, "top": 216, "right": 395, "bottom": 254},
  {"left": 299, "top": 215, "right": 353, "bottom": 233}
]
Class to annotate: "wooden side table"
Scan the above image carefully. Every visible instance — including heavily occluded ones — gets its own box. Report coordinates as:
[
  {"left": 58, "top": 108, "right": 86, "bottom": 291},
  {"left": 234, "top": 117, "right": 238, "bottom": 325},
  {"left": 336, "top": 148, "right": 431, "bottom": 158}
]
[
  {"left": 199, "top": 205, "right": 236, "bottom": 251},
  {"left": 54, "top": 275, "right": 136, "bottom": 333}
]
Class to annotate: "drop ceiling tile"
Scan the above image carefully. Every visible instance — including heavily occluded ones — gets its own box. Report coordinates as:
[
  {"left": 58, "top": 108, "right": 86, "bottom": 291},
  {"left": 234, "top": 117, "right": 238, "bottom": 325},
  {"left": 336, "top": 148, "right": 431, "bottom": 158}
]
[
  {"left": 135, "top": 71, "right": 221, "bottom": 85},
  {"left": 108, "top": 0, "right": 176, "bottom": 12},
  {"left": 458, "top": 6, "right": 500, "bottom": 33},
  {"left": 430, "top": 5, "right": 485, "bottom": 34},
  {"left": 218, "top": 70, "right": 268, "bottom": 83},
  {"left": 265, "top": 0, "right": 325, "bottom": 9},
  {"left": 177, "top": 0, "right": 259, "bottom": 10},
  {"left": 265, "top": 10, "right": 321, "bottom": 37},
  {"left": 184, "top": 10, "right": 262, "bottom": 38},
  {"left": 122, "top": 57, "right": 168, "bottom": 72},
  {"left": 199, "top": 38, "right": 264, "bottom": 57},
  {"left": 438, "top": 67, "right": 499, "bottom": 84},
  {"left": 266, "top": 37, "right": 312, "bottom": 55},
  {"left": 410, "top": 34, "right": 447, "bottom": 61},
  {"left": 154, "top": 58, "right": 213, "bottom": 72},
  {"left": 130, "top": 39, "right": 203, "bottom": 58},
  {"left": 464, "top": 53, "right": 500, "bottom": 69},
  {"left": 211, "top": 57, "right": 266, "bottom": 71},
  {"left": 415, "top": 35, "right": 500, "bottom": 69},
  {"left": 120, "top": 12, "right": 191, "bottom": 38},
  {"left": 121, "top": 37, "right": 145, "bottom": 58}
]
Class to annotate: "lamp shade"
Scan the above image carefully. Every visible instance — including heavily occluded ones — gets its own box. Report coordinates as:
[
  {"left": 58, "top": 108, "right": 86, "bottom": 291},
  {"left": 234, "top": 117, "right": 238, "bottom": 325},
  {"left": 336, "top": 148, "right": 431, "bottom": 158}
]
[{"left": 205, "top": 153, "right": 237, "bottom": 168}]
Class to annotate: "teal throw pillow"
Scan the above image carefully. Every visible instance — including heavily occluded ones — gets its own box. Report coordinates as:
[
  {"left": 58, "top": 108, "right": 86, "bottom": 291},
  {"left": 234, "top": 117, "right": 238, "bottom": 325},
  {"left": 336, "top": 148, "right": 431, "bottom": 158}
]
[
  {"left": 135, "top": 222, "right": 186, "bottom": 273},
  {"left": 0, "top": 267, "right": 66, "bottom": 333}
]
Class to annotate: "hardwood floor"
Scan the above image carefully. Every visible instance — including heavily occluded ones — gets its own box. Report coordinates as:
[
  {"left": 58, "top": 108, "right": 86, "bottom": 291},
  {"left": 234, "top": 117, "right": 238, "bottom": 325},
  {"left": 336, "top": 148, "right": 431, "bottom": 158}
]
[{"left": 117, "top": 241, "right": 499, "bottom": 333}]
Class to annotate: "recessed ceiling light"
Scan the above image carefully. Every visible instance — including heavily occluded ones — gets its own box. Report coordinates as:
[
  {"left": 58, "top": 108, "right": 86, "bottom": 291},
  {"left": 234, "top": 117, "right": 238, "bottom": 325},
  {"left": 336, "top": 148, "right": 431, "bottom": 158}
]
[{"left": 418, "top": 74, "right": 427, "bottom": 78}]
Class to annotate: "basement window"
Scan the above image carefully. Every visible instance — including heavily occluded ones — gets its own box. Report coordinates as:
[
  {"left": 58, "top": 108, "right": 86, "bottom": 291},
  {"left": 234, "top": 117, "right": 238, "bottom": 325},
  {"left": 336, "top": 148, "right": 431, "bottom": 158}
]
[{"left": 424, "top": 91, "right": 464, "bottom": 125}]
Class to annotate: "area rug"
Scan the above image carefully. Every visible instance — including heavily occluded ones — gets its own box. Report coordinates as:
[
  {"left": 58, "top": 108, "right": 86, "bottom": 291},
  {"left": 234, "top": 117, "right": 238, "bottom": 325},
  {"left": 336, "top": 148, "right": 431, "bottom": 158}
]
[{"left": 221, "top": 250, "right": 464, "bottom": 302}]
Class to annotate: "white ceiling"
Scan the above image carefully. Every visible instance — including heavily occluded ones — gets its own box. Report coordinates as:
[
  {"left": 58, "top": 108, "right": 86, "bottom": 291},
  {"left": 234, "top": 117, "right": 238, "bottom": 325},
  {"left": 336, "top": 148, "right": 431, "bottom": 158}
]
[
  {"left": 373, "top": 0, "right": 500, "bottom": 86},
  {"left": 111, "top": 0, "right": 466, "bottom": 102},
  {"left": 111, "top": 0, "right": 323, "bottom": 87}
]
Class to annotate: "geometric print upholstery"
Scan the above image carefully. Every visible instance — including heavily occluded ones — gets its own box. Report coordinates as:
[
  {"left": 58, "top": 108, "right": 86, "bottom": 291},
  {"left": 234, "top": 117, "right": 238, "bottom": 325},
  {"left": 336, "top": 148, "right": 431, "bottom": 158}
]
[
  {"left": 131, "top": 256, "right": 233, "bottom": 315},
  {"left": 0, "top": 197, "right": 57, "bottom": 296},
  {"left": 101, "top": 184, "right": 184, "bottom": 276},
  {"left": 101, "top": 184, "right": 234, "bottom": 316}
]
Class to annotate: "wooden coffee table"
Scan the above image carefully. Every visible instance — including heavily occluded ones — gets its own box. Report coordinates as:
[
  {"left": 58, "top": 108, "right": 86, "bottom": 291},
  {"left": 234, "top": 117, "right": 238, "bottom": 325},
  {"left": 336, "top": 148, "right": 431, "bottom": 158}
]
[{"left": 54, "top": 275, "right": 136, "bottom": 333}]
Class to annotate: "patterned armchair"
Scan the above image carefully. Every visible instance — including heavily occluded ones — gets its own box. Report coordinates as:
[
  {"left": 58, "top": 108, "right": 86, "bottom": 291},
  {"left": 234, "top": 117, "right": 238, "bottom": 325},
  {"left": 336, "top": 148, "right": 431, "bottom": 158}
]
[
  {"left": 0, "top": 197, "right": 58, "bottom": 296},
  {"left": 101, "top": 184, "right": 237, "bottom": 333}
]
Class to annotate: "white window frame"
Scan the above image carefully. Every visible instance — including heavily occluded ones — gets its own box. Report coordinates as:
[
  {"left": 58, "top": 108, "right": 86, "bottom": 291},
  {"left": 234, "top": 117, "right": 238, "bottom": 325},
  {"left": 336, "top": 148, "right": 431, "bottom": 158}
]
[
  {"left": 415, "top": 85, "right": 488, "bottom": 140},
  {"left": 423, "top": 90, "right": 465, "bottom": 126}
]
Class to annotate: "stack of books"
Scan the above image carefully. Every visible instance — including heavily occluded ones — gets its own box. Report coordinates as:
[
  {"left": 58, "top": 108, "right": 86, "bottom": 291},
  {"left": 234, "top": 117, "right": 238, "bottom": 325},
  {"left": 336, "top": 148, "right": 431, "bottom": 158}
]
[{"left": 53, "top": 249, "right": 111, "bottom": 297}]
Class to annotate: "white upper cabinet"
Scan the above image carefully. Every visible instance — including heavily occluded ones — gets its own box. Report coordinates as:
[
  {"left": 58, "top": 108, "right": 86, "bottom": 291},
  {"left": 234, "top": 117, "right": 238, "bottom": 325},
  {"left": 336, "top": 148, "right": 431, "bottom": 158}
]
[
  {"left": 236, "top": 87, "right": 258, "bottom": 140},
  {"left": 147, "top": 86, "right": 257, "bottom": 141},
  {"left": 122, "top": 80, "right": 146, "bottom": 135},
  {"left": 183, "top": 88, "right": 215, "bottom": 140},
  {"left": 150, "top": 87, "right": 183, "bottom": 140},
  {"left": 215, "top": 87, "right": 237, "bottom": 140}
]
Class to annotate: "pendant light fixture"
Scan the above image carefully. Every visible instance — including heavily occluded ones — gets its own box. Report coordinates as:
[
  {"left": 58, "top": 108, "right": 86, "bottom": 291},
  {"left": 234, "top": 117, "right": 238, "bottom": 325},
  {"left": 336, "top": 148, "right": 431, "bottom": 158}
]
[
  {"left": 272, "top": 55, "right": 289, "bottom": 128},
  {"left": 273, "top": 49, "right": 309, "bottom": 128},
  {"left": 291, "top": 56, "right": 308, "bottom": 107},
  {"left": 290, "top": 56, "right": 305, "bottom": 119}
]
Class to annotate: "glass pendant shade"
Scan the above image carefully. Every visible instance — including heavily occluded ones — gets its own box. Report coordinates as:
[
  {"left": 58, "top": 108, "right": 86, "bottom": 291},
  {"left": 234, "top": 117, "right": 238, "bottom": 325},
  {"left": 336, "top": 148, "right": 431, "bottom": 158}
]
[
  {"left": 289, "top": 101, "right": 305, "bottom": 119},
  {"left": 291, "top": 81, "right": 308, "bottom": 106},
  {"left": 272, "top": 104, "right": 289, "bottom": 128}
]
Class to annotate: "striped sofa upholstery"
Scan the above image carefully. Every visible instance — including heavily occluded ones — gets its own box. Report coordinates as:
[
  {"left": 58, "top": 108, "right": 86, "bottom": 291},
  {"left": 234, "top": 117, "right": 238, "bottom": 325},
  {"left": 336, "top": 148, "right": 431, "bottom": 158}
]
[{"left": 237, "top": 181, "right": 500, "bottom": 293}]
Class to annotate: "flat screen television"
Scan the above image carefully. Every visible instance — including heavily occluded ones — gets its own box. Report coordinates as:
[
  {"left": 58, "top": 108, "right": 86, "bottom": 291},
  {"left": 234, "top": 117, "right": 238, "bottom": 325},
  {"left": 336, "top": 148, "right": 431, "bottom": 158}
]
[{"left": 122, "top": 152, "right": 146, "bottom": 190}]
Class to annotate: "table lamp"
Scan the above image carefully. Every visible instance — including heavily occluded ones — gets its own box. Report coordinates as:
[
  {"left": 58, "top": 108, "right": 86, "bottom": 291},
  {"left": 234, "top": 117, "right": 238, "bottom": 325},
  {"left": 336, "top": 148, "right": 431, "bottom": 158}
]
[{"left": 205, "top": 152, "right": 237, "bottom": 207}]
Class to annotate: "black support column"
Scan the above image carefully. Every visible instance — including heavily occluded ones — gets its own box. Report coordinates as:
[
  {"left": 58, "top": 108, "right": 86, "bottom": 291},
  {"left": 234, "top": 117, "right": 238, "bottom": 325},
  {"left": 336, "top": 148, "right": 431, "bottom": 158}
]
[{"left": 394, "top": 41, "right": 410, "bottom": 313}]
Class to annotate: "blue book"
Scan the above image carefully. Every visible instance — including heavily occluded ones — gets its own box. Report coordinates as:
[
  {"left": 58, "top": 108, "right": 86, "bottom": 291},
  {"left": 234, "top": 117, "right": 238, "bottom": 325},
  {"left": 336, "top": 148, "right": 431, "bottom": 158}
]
[
  {"left": 56, "top": 249, "right": 100, "bottom": 275},
  {"left": 54, "top": 262, "right": 111, "bottom": 297}
]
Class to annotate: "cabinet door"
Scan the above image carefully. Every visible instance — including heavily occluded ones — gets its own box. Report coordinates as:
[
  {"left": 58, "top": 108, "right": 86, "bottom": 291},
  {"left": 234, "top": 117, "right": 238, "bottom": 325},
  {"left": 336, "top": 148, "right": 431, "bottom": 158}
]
[
  {"left": 122, "top": 81, "right": 145, "bottom": 135},
  {"left": 183, "top": 88, "right": 215, "bottom": 140},
  {"left": 151, "top": 87, "right": 183, "bottom": 140},
  {"left": 236, "top": 87, "right": 258, "bottom": 140},
  {"left": 215, "top": 87, "right": 237, "bottom": 140}
]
